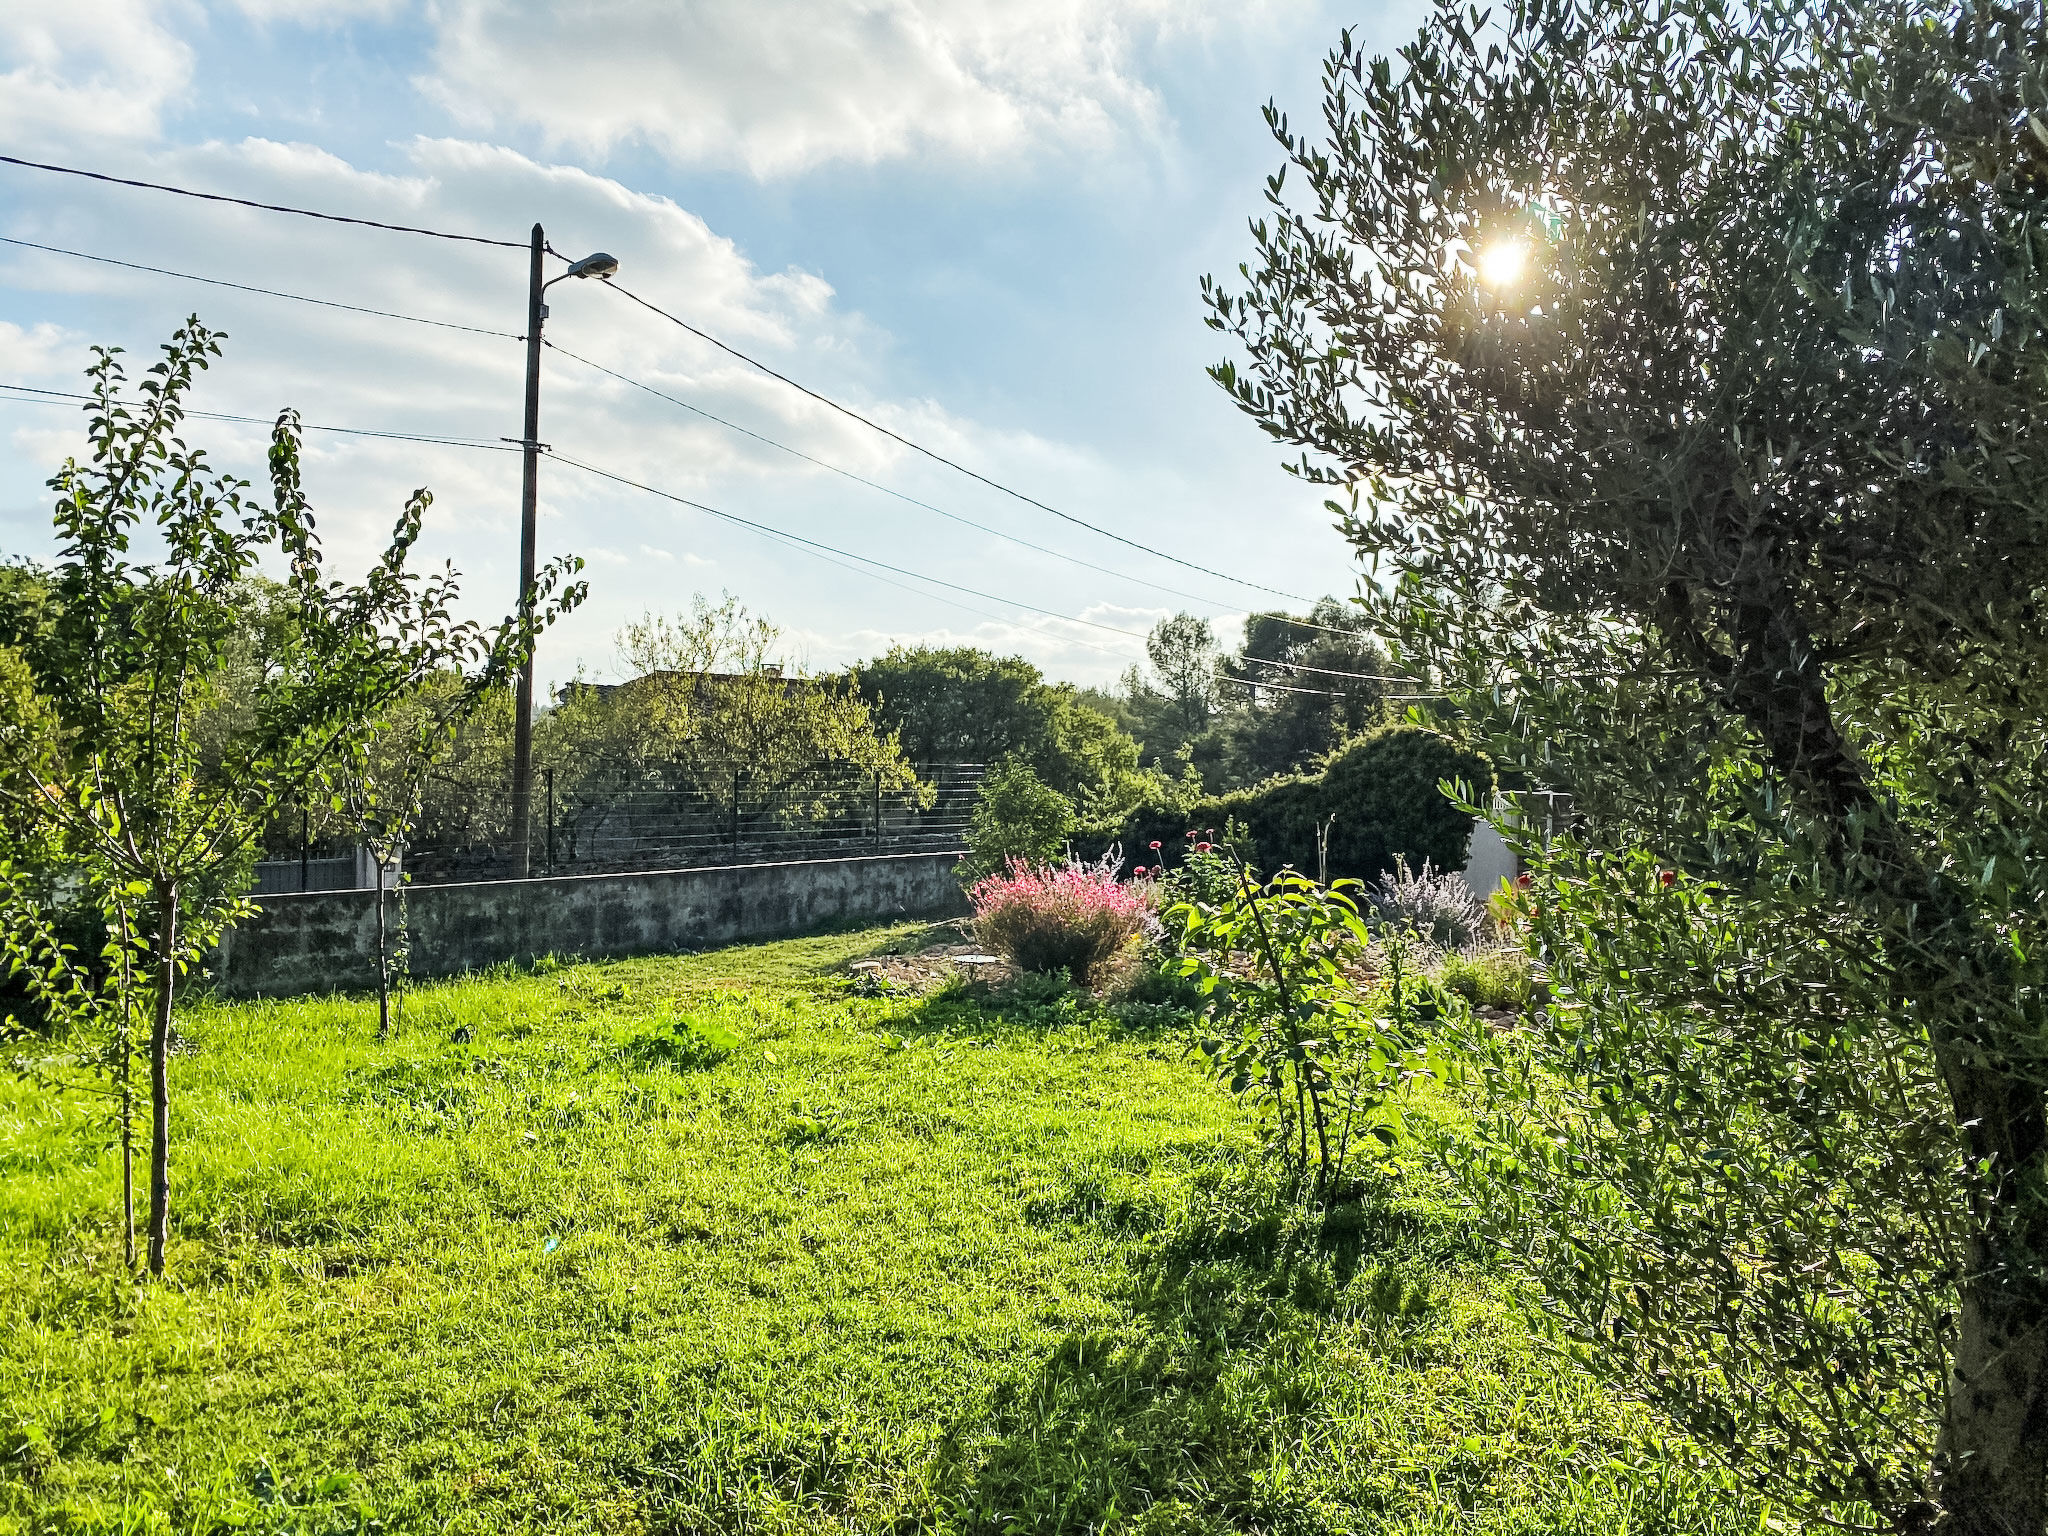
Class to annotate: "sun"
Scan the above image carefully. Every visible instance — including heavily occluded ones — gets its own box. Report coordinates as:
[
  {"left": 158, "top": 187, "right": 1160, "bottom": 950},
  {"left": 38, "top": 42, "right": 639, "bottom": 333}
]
[{"left": 1477, "top": 241, "right": 1527, "bottom": 288}]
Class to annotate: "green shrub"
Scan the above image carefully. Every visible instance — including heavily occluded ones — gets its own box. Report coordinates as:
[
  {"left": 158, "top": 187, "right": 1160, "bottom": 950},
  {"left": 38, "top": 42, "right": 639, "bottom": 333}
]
[
  {"left": 1116, "top": 726, "right": 1491, "bottom": 883},
  {"left": 963, "top": 761, "right": 1075, "bottom": 878},
  {"left": 1438, "top": 949, "right": 1533, "bottom": 1011}
]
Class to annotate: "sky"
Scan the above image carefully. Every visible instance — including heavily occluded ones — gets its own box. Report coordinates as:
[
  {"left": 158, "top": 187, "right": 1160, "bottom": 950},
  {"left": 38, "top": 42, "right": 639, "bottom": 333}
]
[{"left": 0, "top": 0, "right": 1427, "bottom": 691}]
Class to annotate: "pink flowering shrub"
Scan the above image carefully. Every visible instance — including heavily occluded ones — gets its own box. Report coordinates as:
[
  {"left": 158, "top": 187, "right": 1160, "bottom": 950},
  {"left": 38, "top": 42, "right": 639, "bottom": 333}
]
[{"left": 969, "top": 854, "right": 1154, "bottom": 987}]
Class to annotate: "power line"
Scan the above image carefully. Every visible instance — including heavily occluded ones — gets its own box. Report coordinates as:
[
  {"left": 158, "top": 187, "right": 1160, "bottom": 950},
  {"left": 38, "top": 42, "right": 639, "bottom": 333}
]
[
  {"left": 1240, "top": 654, "right": 1422, "bottom": 684},
  {"left": 543, "top": 338, "right": 1248, "bottom": 614},
  {"left": 0, "top": 225, "right": 1255, "bottom": 615},
  {"left": 0, "top": 383, "right": 518, "bottom": 452},
  {"left": 3, "top": 379, "right": 1127, "bottom": 655},
  {"left": 0, "top": 154, "right": 527, "bottom": 250},
  {"left": 0, "top": 235, "right": 521, "bottom": 340},
  {"left": 1218, "top": 672, "right": 1438, "bottom": 701},
  {"left": 598, "top": 276, "right": 1309, "bottom": 605},
  {"left": 547, "top": 450, "right": 1153, "bottom": 655}
]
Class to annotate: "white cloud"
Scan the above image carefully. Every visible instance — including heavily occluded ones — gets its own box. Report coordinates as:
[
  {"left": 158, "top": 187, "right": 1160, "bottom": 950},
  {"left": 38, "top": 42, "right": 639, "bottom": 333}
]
[
  {"left": 419, "top": 0, "right": 1254, "bottom": 177},
  {"left": 0, "top": 320, "right": 89, "bottom": 379},
  {"left": 226, "top": 0, "right": 405, "bottom": 20},
  {"left": 0, "top": 5, "right": 195, "bottom": 145}
]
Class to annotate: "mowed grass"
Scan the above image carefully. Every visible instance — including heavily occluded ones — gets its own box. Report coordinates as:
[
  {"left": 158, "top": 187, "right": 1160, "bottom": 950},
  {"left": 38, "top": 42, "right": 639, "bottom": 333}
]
[{"left": 1, "top": 923, "right": 1771, "bottom": 1536}]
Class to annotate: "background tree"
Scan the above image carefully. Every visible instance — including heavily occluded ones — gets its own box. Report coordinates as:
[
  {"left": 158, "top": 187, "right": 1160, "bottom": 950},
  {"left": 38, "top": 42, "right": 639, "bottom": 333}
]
[
  {"left": 1206, "top": 0, "right": 2048, "bottom": 1527},
  {"left": 1217, "top": 598, "right": 1392, "bottom": 782},
  {"left": 852, "top": 643, "right": 1150, "bottom": 811},
  {"left": 1117, "top": 614, "right": 1220, "bottom": 771},
  {"left": 0, "top": 320, "right": 581, "bottom": 1275}
]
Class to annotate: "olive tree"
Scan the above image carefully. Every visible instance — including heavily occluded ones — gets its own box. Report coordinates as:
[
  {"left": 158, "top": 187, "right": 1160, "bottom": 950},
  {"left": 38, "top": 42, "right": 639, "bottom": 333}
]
[
  {"left": 1206, "top": 0, "right": 2048, "bottom": 1529},
  {"left": 0, "top": 319, "right": 582, "bottom": 1274}
]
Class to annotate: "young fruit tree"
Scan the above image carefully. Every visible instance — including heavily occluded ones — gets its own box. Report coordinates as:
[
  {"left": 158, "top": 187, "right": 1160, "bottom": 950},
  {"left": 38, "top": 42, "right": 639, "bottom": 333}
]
[
  {"left": 1205, "top": 0, "right": 2048, "bottom": 1529},
  {"left": 0, "top": 319, "right": 583, "bottom": 1276}
]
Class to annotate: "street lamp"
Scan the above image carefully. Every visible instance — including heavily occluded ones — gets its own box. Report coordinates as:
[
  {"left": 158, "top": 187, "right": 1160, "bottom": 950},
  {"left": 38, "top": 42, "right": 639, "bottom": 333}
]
[{"left": 510, "top": 225, "right": 618, "bottom": 878}]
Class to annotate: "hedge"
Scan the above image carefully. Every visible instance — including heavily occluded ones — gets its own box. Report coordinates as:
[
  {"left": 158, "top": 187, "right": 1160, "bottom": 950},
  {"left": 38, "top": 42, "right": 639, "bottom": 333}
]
[{"left": 1111, "top": 725, "right": 1491, "bottom": 882}]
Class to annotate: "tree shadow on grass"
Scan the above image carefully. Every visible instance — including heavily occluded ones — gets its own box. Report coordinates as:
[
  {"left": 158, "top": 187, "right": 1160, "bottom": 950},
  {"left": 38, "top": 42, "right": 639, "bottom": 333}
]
[{"left": 922, "top": 1178, "right": 1455, "bottom": 1536}]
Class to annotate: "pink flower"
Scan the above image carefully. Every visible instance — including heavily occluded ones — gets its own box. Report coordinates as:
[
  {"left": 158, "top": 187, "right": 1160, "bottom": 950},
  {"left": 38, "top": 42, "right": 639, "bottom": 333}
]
[
  {"left": 1196, "top": 842, "right": 1213, "bottom": 852},
  {"left": 1148, "top": 841, "right": 1162, "bottom": 851}
]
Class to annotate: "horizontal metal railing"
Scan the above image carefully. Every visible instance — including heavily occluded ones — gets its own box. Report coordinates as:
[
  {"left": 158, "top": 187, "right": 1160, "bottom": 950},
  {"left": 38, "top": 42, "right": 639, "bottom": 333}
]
[{"left": 255, "top": 761, "right": 984, "bottom": 888}]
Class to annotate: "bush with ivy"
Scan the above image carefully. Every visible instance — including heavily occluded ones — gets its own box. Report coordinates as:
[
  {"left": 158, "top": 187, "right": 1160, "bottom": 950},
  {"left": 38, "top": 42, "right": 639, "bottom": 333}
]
[{"left": 1115, "top": 725, "right": 1490, "bottom": 885}]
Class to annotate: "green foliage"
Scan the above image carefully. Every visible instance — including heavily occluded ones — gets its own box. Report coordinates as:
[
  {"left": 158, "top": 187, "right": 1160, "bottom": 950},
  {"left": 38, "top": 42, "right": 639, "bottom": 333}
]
[
  {"left": 1436, "top": 949, "right": 1533, "bottom": 1012},
  {"left": 618, "top": 1008, "right": 740, "bottom": 1071},
  {"left": 0, "top": 320, "right": 581, "bottom": 1275},
  {"left": 1204, "top": 0, "right": 2048, "bottom": 1521},
  {"left": 1217, "top": 597, "right": 1394, "bottom": 782},
  {"left": 963, "top": 761, "right": 1076, "bottom": 879},
  {"left": 1173, "top": 870, "right": 1455, "bottom": 1200},
  {"left": 1444, "top": 851, "right": 1959, "bottom": 1520},
  {"left": 0, "top": 923, "right": 1773, "bottom": 1533},
  {"left": 1119, "top": 725, "right": 1491, "bottom": 884},
  {"left": 851, "top": 644, "right": 1149, "bottom": 813}
]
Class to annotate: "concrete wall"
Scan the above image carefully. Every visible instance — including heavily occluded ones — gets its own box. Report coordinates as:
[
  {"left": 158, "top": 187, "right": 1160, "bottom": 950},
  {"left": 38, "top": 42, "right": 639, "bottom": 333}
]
[{"left": 213, "top": 851, "right": 971, "bottom": 998}]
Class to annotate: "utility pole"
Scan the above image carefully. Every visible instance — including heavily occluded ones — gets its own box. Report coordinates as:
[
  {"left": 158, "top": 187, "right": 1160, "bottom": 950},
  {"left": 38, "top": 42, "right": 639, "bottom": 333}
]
[
  {"left": 509, "top": 223, "right": 545, "bottom": 879},
  {"left": 506, "top": 227, "right": 618, "bottom": 878}
]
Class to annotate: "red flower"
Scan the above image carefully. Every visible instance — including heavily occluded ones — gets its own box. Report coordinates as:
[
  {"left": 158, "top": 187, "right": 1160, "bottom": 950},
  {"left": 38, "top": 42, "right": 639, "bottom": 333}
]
[
  {"left": 1660, "top": 869, "right": 1676, "bottom": 888},
  {"left": 1515, "top": 873, "right": 1532, "bottom": 889},
  {"left": 1196, "top": 842, "right": 1213, "bottom": 852},
  {"left": 1148, "top": 841, "right": 1162, "bottom": 850}
]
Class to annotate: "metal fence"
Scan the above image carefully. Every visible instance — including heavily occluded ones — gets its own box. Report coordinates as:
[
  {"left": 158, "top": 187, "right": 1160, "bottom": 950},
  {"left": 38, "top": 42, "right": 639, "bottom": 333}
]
[{"left": 254, "top": 761, "right": 985, "bottom": 890}]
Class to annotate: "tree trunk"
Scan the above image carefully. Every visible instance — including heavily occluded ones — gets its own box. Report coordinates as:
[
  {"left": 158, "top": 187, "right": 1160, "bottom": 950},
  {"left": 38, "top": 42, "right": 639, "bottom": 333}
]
[
  {"left": 120, "top": 1010, "right": 134, "bottom": 1272},
  {"left": 375, "top": 868, "right": 390, "bottom": 1041},
  {"left": 116, "top": 906, "right": 136, "bottom": 1270},
  {"left": 1935, "top": 1066, "right": 2048, "bottom": 1535},
  {"left": 147, "top": 879, "right": 177, "bottom": 1277}
]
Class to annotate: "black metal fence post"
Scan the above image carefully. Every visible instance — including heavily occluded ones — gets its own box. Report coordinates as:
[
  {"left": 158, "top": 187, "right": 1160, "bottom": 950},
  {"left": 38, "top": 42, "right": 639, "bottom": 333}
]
[
  {"left": 545, "top": 768, "right": 556, "bottom": 874},
  {"left": 300, "top": 806, "right": 310, "bottom": 892},
  {"left": 872, "top": 770, "right": 882, "bottom": 852},
  {"left": 731, "top": 767, "right": 742, "bottom": 859}
]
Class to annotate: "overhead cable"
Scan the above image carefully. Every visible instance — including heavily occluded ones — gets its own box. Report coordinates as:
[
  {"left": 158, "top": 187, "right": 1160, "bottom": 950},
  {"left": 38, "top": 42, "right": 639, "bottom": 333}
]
[
  {"left": 543, "top": 338, "right": 1247, "bottom": 613},
  {"left": 0, "top": 382, "right": 518, "bottom": 452},
  {"left": 0, "top": 154, "right": 527, "bottom": 250},
  {"left": 1240, "top": 654, "right": 1423, "bottom": 684},
  {"left": 1218, "top": 672, "right": 1439, "bottom": 701},
  {"left": 547, "top": 450, "right": 1153, "bottom": 653},
  {"left": 598, "top": 277, "right": 1309, "bottom": 604},
  {"left": 0, "top": 235, "right": 521, "bottom": 339}
]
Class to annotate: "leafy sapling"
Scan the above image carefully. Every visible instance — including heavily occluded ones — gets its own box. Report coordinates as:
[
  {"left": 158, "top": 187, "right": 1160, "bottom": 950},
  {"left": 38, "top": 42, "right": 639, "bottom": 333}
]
[{"left": 0, "top": 319, "right": 584, "bottom": 1274}]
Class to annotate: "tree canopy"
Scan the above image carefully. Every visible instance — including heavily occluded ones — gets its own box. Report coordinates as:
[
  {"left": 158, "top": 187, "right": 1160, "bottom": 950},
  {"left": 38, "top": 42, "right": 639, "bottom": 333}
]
[{"left": 1207, "top": 0, "right": 2048, "bottom": 1527}]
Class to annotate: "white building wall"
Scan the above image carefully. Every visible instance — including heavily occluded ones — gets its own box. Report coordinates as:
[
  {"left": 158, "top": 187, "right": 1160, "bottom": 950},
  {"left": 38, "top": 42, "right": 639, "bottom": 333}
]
[{"left": 1460, "top": 817, "right": 1517, "bottom": 899}]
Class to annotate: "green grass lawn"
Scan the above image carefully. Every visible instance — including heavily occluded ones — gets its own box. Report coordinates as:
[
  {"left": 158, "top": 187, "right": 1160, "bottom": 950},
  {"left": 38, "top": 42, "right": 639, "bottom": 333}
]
[{"left": 1, "top": 924, "right": 1771, "bottom": 1535}]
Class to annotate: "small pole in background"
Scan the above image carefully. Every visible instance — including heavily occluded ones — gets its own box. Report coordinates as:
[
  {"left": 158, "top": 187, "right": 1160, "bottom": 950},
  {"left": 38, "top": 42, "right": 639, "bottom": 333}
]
[
  {"left": 731, "top": 766, "right": 742, "bottom": 859},
  {"left": 545, "top": 767, "right": 556, "bottom": 874},
  {"left": 300, "top": 806, "right": 310, "bottom": 893},
  {"left": 872, "top": 769, "right": 881, "bottom": 852}
]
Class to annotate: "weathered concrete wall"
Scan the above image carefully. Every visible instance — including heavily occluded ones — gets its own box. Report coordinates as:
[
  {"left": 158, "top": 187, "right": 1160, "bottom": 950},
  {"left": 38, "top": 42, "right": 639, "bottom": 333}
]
[{"left": 214, "top": 852, "right": 970, "bottom": 998}]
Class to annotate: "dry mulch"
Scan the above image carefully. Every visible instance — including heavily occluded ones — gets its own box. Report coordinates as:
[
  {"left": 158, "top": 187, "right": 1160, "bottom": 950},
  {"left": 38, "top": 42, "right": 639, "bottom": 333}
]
[{"left": 844, "top": 926, "right": 1017, "bottom": 993}]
